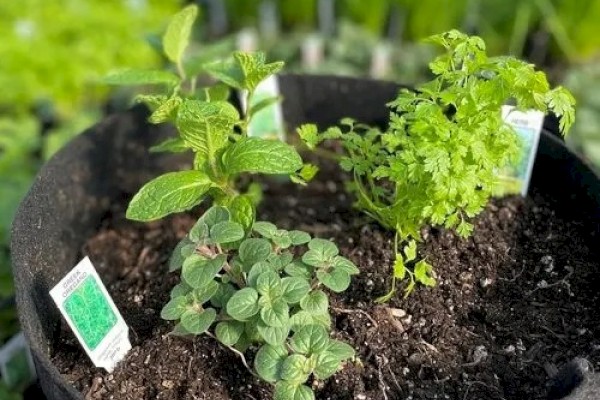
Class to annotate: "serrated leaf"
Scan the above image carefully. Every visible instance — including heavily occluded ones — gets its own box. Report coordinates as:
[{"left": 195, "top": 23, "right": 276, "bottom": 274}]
[
  {"left": 299, "top": 290, "right": 328, "bottom": 313},
  {"left": 260, "top": 298, "right": 289, "bottom": 327},
  {"left": 239, "top": 238, "right": 272, "bottom": 266},
  {"left": 281, "top": 354, "right": 311, "bottom": 383},
  {"left": 210, "top": 221, "right": 245, "bottom": 243},
  {"left": 254, "top": 344, "right": 288, "bottom": 383},
  {"left": 215, "top": 320, "right": 244, "bottom": 346},
  {"left": 222, "top": 137, "right": 303, "bottom": 175},
  {"left": 180, "top": 307, "right": 216, "bottom": 334},
  {"left": 313, "top": 352, "right": 341, "bottom": 380},
  {"left": 316, "top": 268, "right": 351, "bottom": 293},
  {"left": 228, "top": 195, "right": 255, "bottom": 231},
  {"left": 150, "top": 137, "right": 189, "bottom": 154},
  {"left": 169, "top": 237, "right": 195, "bottom": 271},
  {"left": 290, "top": 325, "right": 329, "bottom": 355},
  {"left": 257, "top": 320, "right": 289, "bottom": 345},
  {"left": 162, "top": 4, "right": 198, "bottom": 64},
  {"left": 226, "top": 287, "right": 260, "bottom": 321},
  {"left": 161, "top": 296, "right": 188, "bottom": 320},
  {"left": 149, "top": 96, "right": 182, "bottom": 124},
  {"left": 274, "top": 382, "right": 315, "bottom": 400},
  {"left": 404, "top": 240, "right": 417, "bottom": 262},
  {"left": 414, "top": 260, "right": 436, "bottom": 287},
  {"left": 102, "top": 69, "right": 179, "bottom": 86},
  {"left": 281, "top": 277, "right": 311, "bottom": 304},
  {"left": 204, "top": 51, "right": 284, "bottom": 92},
  {"left": 182, "top": 254, "right": 226, "bottom": 289},
  {"left": 127, "top": 171, "right": 212, "bottom": 221},
  {"left": 176, "top": 99, "right": 239, "bottom": 156},
  {"left": 393, "top": 254, "right": 406, "bottom": 280}
]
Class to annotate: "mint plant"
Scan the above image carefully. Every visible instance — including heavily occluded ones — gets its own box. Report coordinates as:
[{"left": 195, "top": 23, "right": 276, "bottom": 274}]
[
  {"left": 299, "top": 30, "right": 576, "bottom": 301},
  {"left": 162, "top": 205, "right": 358, "bottom": 400},
  {"left": 103, "top": 5, "right": 312, "bottom": 224}
]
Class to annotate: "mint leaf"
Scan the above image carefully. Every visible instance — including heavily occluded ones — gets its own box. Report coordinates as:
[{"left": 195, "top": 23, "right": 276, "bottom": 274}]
[
  {"left": 102, "top": 69, "right": 179, "bottom": 86},
  {"left": 228, "top": 195, "right": 255, "bottom": 231},
  {"left": 222, "top": 137, "right": 303, "bottom": 175},
  {"left": 162, "top": 4, "right": 198, "bottom": 64},
  {"left": 255, "top": 344, "right": 288, "bottom": 383},
  {"left": 127, "top": 171, "right": 212, "bottom": 221},
  {"left": 204, "top": 51, "right": 284, "bottom": 92},
  {"left": 180, "top": 307, "right": 216, "bottom": 334},
  {"left": 226, "top": 287, "right": 260, "bottom": 321},
  {"left": 150, "top": 137, "right": 189, "bottom": 153}
]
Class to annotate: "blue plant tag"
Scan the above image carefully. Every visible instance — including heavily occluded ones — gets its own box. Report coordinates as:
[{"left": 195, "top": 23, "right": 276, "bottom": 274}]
[{"left": 495, "top": 105, "right": 545, "bottom": 196}]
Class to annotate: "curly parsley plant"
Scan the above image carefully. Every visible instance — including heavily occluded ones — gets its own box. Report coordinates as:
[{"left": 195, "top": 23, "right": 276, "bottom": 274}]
[{"left": 299, "top": 30, "right": 576, "bottom": 301}]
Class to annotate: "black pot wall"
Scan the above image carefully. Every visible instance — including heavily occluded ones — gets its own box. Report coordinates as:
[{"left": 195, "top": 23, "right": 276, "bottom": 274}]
[{"left": 11, "top": 75, "right": 600, "bottom": 400}]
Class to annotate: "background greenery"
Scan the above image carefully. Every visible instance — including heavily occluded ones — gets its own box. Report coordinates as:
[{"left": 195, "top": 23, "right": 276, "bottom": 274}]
[{"left": 2, "top": 0, "right": 600, "bottom": 394}]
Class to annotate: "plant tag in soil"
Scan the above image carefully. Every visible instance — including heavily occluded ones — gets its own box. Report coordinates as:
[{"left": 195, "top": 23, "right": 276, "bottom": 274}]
[
  {"left": 240, "top": 75, "right": 286, "bottom": 142},
  {"left": 49, "top": 257, "right": 131, "bottom": 372},
  {"left": 0, "top": 332, "right": 36, "bottom": 391},
  {"left": 495, "top": 105, "right": 545, "bottom": 197}
]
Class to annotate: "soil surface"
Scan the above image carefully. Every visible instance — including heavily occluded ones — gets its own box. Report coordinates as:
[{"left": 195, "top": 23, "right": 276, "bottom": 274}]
[{"left": 52, "top": 164, "right": 600, "bottom": 400}]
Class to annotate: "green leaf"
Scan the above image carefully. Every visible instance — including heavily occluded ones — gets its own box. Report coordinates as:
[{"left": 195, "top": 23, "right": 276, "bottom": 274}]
[
  {"left": 160, "top": 296, "right": 188, "bottom": 320},
  {"left": 253, "top": 221, "right": 277, "bottom": 238},
  {"left": 170, "top": 282, "right": 192, "bottom": 299},
  {"left": 189, "top": 279, "right": 219, "bottom": 304},
  {"left": 256, "top": 270, "right": 283, "bottom": 298},
  {"left": 326, "top": 340, "right": 355, "bottom": 361},
  {"left": 414, "top": 260, "right": 436, "bottom": 287},
  {"left": 332, "top": 256, "right": 359, "bottom": 275},
  {"left": 162, "top": 4, "right": 198, "bottom": 64},
  {"left": 281, "top": 277, "right": 311, "bottom": 304},
  {"left": 247, "top": 262, "right": 275, "bottom": 287},
  {"left": 102, "top": 69, "right": 179, "bottom": 86},
  {"left": 260, "top": 298, "right": 289, "bottom": 327},
  {"left": 290, "top": 325, "right": 330, "bottom": 355},
  {"left": 257, "top": 321, "right": 289, "bottom": 345},
  {"left": 313, "top": 352, "right": 341, "bottom": 380},
  {"left": 250, "top": 96, "right": 281, "bottom": 116},
  {"left": 289, "top": 231, "right": 311, "bottom": 245},
  {"left": 228, "top": 195, "right": 255, "bottom": 231},
  {"left": 170, "top": 322, "right": 191, "bottom": 337},
  {"left": 180, "top": 307, "right": 216, "bottom": 334},
  {"left": 202, "top": 206, "right": 231, "bottom": 227},
  {"left": 274, "top": 382, "right": 315, "bottom": 400},
  {"left": 149, "top": 96, "right": 182, "bottom": 124},
  {"left": 204, "top": 51, "right": 284, "bottom": 92},
  {"left": 176, "top": 99, "right": 239, "bottom": 156},
  {"left": 284, "top": 261, "right": 312, "bottom": 279},
  {"left": 226, "top": 287, "right": 260, "bottom": 321},
  {"left": 210, "top": 283, "right": 236, "bottom": 308},
  {"left": 299, "top": 290, "right": 328, "bottom": 313},
  {"left": 303, "top": 238, "right": 339, "bottom": 266},
  {"left": 316, "top": 269, "right": 351, "bottom": 293},
  {"left": 239, "top": 238, "right": 272, "bottom": 266},
  {"left": 127, "top": 171, "right": 212, "bottom": 221},
  {"left": 222, "top": 137, "right": 303, "bottom": 175},
  {"left": 150, "top": 137, "right": 189, "bottom": 154},
  {"left": 189, "top": 221, "right": 210, "bottom": 243},
  {"left": 182, "top": 254, "right": 226, "bottom": 289},
  {"left": 393, "top": 254, "right": 406, "bottom": 280},
  {"left": 281, "top": 354, "right": 311, "bottom": 383},
  {"left": 254, "top": 344, "right": 288, "bottom": 383},
  {"left": 289, "top": 311, "right": 314, "bottom": 331},
  {"left": 169, "top": 237, "right": 195, "bottom": 271},
  {"left": 215, "top": 320, "right": 244, "bottom": 346},
  {"left": 210, "top": 221, "right": 245, "bottom": 243},
  {"left": 404, "top": 240, "right": 417, "bottom": 262}
]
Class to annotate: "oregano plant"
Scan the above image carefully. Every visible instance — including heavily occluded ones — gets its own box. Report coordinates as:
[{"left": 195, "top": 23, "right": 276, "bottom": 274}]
[
  {"left": 162, "top": 205, "right": 358, "bottom": 400},
  {"left": 299, "top": 30, "right": 576, "bottom": 302},
  {"left": 103, "top": 5, "right": 314, "bottom": 225}
]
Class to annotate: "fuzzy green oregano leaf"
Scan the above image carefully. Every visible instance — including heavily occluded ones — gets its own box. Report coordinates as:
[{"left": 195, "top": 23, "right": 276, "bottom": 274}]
[
  {"left": 215, "top": 320, "right": 244, "bottom": 346},
  {"left": 290, "top": 325, "right": 330, "bottom": 355},
  {"left": 227, "top": 287, "right": 260, "bottom": 320},
  {"left": 274, "top": 382, "right": 315, "bottom": 400},
  {"left": 254, "top": 344, "right": 288, "bottom": 383},
  {"left": 127, "top": 171, "right": 213, "bottom": 221},
  {"left": 181, "top": 307, "right": 216, "bottom": 334},
  {"left": 222, "top": 137, "right": 303, "bottom": 175}
]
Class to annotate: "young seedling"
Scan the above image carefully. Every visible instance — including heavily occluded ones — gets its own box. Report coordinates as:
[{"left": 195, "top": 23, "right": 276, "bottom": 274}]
[
  {"left": 299, "top": 30, "right": 576, "bottom": 301},
  {"left": 162, "top": 205, "right": 358, "bottom": 400},
  {"left": 103, "top": 5, "right": 314, "bottom": 225}
]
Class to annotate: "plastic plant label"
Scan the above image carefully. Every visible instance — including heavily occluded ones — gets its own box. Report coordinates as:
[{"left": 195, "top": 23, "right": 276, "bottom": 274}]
[
  {"left": 50, "top": 257, "right": 131, "bottom": 372},
  {"left": 0, "top": 332, "right": 36, "bottom": 391},
  {"left": 495, "top": 105, "right": 545, "bottom": 197},
  {"left": 241, "top": 75, "right": 286, "bottom": 142},
  {"left": 301, "top": 34, "right": 324, "bottom": 71}
]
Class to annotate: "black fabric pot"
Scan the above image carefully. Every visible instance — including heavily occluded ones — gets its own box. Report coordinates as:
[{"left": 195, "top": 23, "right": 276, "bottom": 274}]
[{"left": 11, "top": 75, "right": 600, "bottom": 400}]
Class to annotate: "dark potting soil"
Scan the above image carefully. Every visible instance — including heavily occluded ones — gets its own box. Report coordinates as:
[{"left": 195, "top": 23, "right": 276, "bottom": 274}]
[{"left": 51, "top": 167, "right": 600, "bottom": 400}]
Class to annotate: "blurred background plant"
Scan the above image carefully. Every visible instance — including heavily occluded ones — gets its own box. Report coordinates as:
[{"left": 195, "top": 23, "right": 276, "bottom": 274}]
[{"left": 3, "top": 3, "right": 600, "bottom": 393}]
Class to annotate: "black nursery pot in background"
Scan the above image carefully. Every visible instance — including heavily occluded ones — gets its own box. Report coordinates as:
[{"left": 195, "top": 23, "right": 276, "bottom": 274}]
[{"left": 11, "top": 75, "right": 600, "bottom": 400}]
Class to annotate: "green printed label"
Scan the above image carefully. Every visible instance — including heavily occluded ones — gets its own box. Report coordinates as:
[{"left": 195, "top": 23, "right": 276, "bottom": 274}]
[{"left": 63, "top": 276, "right": 117, "bottom": 350}]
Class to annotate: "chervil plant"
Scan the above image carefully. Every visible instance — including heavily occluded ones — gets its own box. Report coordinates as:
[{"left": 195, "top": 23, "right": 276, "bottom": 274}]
[
  {"left": 104, "top": 5, "right": 313, "bottom": 224},
  {"left": 299, "top": 30, "right": 576, "bottom": 302},
  {"left": 162, "top": 205, "right": 358, "bottom": 400}
]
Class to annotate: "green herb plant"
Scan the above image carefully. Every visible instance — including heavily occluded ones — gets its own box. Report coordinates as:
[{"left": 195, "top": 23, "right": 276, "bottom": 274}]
[
  {"left": 162, "top": 205, "right": 358, "bottom": 399},
  {"left": 299, "top": 30, "right": 576, "bottom": 302},
  {"left": 104, "top": 5, "right": 314, "bottom": 225}
]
